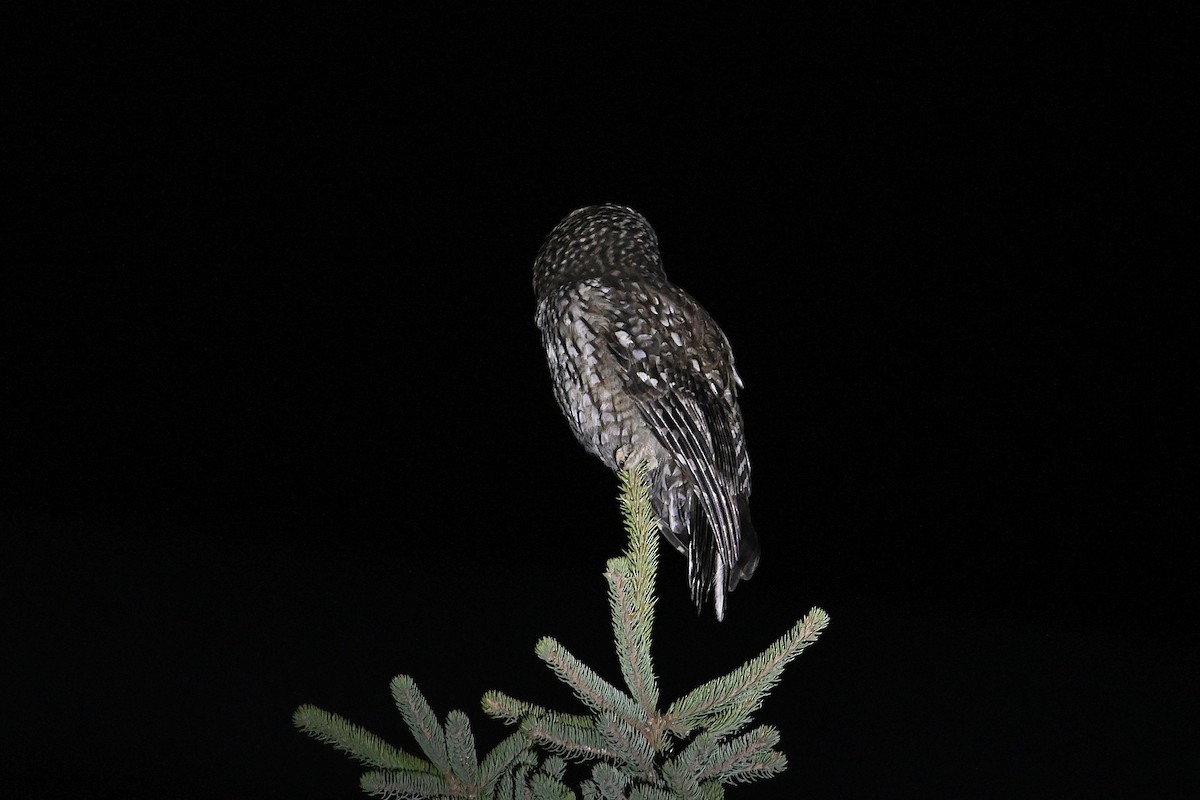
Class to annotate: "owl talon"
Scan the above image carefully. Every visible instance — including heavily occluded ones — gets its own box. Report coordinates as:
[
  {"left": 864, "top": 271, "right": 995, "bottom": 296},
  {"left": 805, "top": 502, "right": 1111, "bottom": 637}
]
[
  {"left": 615, "top": 444, "right": 657, "bottom": 472},
  {"left": 614, "top": 445, "right": 631, "bottom": 469}
]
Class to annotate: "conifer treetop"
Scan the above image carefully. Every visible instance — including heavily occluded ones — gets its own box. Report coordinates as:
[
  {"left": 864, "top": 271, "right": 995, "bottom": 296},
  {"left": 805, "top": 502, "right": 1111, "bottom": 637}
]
[{"left": 295, "top": 464, "right": 829, "bottom": 798}]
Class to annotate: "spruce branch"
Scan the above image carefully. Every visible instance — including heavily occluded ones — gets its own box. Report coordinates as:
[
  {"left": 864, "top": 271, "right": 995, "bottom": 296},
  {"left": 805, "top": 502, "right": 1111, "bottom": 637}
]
[
  {"left": 529, "top": 771, "right": 575, "bottom": 800},
  {"left": 535, "top": 636, "right": 643, "bottom": 725},
  {"left": 664, "top": 608, "right": 830, "bottom": 737},
  {"left": 443, "top": 710, "right": 479, "bottom": 792},
  {"left": 595, "top": 710, "right": 658, "bottom": 782},
  {"left": 296, "top": 677, "right": 544, "bottom": 799},
  {"left": 360, "top": 769, "right": 452, "bottom": 799},
  {"left": 291, "top": 704, "right": 431, "bottom": 771},
  {"left": 391, "top": 675, "right": 454, "bottom": 778},
  {"left": 541, "top": 756, "right": 569, "bottom": 781},
  {"left": 697, "top": 725, "right": 786, "bottom": 785},
  {"left": 521, "top": 714, "right": 615, "bottom": 761},
  {"left": 481, "top": 690, "right": 547, "bottom": 725},
  {"left": 588, "top": 763, "right": 632, "bottom": 800},
  {"left": 628, "top": 786, "right": 684, "bottom": 800},
  {"left": 483, "top": 692, "right": 595, "bottom": 735},
  {"left": 478, "top": 732, "right": 538, "bottom": 788},
  {"left": 661, "top": 731, "right": 718, "bottom": 797},
  {"left": 611, "top": 464, "right": 661, "bottom": 714},
  {"left": 294, "top": 465, "right": 829, "bottom": 798}
]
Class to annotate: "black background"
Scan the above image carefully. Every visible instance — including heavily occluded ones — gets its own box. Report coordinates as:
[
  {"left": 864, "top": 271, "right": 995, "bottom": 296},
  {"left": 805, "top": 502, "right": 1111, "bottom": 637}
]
[{"left": 6, "top": 6, "right": 1192, "bottom": 798}]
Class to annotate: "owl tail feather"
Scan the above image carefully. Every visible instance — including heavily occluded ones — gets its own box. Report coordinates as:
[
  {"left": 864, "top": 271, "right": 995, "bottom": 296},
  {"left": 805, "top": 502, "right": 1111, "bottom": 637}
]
[
  {"left": 729, "top": 496, "right": 760, "bottom": 590},
  {"left": 685, "top": 514, "right": 719, "bottom": 619},
  {"left": 687, "top": 496, "right": 758, "bottom": 621}
]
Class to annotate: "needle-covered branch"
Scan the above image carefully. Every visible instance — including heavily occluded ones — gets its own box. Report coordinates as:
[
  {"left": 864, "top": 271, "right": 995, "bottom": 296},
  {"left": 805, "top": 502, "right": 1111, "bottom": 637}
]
[{"left": 294, "top": 466, "right": 828, "bottom": 798}]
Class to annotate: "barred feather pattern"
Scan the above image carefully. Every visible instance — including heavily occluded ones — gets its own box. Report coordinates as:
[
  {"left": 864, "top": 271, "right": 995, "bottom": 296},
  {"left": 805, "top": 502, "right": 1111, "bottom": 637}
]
[{"left": 533, "top": 204, "right": 760, "bottom": 620}]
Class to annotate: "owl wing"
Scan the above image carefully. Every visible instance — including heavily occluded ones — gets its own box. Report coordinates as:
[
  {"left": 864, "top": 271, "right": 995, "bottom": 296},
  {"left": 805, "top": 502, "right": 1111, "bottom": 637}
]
[{"left": 604, "top": 283, "right": 747, "bottom": 611}]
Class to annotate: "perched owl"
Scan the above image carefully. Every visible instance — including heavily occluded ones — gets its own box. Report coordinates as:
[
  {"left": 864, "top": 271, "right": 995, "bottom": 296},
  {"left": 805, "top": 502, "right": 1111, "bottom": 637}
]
[{"left": 533, "top": 204, "right": 759, "bottom": 620}]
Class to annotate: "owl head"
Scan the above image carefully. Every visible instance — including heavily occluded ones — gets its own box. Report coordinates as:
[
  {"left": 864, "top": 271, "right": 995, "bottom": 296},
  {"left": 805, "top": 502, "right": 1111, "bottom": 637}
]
[{"left": 533, "top": 204, "right": 665, "bottom": 296}]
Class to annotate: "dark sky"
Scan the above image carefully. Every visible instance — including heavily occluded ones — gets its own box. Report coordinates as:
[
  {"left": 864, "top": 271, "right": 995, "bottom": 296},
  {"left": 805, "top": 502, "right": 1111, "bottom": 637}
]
[{"left": 7, "top": 6, "right": 1191, "bottom": 799}]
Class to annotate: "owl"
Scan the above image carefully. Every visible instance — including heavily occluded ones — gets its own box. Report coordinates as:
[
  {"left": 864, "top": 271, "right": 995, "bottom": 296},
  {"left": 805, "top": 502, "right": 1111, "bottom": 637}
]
[{"left": 533, "top": 204, "right": 759, "bottom": 620}]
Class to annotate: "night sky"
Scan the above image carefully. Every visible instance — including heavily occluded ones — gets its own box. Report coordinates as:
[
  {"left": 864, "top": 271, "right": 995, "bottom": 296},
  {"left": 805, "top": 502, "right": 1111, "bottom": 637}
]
[{"left": 7, "top": 6, "right": 1191, "bottom": 798}]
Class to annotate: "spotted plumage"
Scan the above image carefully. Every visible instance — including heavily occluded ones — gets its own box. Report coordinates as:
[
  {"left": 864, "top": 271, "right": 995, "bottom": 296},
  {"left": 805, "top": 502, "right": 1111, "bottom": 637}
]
[{"left": 533, "top": 204, "right": 759, "bottom": 620}]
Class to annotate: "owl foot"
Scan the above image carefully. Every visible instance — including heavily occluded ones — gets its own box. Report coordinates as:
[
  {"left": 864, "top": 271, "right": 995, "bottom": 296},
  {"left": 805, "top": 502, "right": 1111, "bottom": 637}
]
[{"left": 614, "top": 443, "right": 658, "bottom": 472}]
